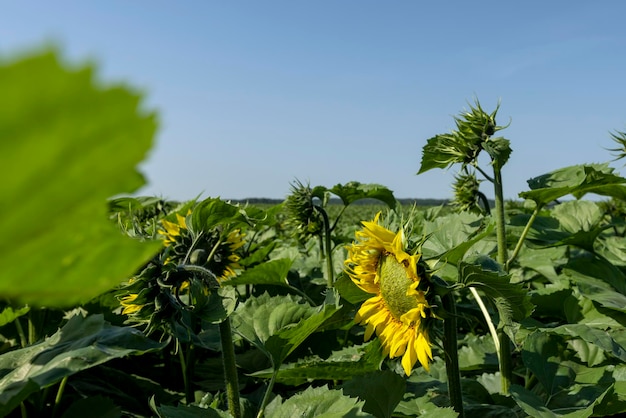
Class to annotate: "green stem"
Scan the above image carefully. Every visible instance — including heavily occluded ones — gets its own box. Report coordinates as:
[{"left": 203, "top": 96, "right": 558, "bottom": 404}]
[
  {"left": 51, "top": 376, "right": 68, "bottom": 418},
  {"left": 469, "top": 287, "right": 500, "bottom": 361},
  {"left": 178, "top": 342, "right": 194, "bottom": 404},
  {"left": 492, "top": 166, "right": 512, "bottom": 394},
  {"left": 493, "top": 168, "right": 508, "bottom": 265},
  {"left": 256, "top": 369, "right": 277, "bottom": 418},
  {"left": 20, "top": 402, "right": 27, "bottom": 418},
  {"left": 14, "top": 318, "right": 27, "bottom": 348},
  {"left": 506, "top": 204, "right": 542, "bottom": 271},
  {"left": 27, "top": 312, "right": 36, "bottom": 345},
  {"left": 219, "top": 318, "right": 241, "bottom": 418},
  {"left": 442, "top": 292, "right": 464, "bottom": 417},
  {"left": 315, "top": 205, "right": 334, "bottom": 288}
]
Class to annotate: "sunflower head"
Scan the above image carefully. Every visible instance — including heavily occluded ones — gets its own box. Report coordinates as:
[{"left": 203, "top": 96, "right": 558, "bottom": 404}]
[
  {"left": 345, "top": 212, "right": 437, "bottom": 376},
  {"left": 119, "top": 203, "right": 247, "bottom": 334}
]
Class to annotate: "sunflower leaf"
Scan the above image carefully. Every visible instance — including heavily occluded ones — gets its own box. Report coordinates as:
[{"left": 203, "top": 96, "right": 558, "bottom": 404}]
[
  {"left": 329, "top": 182, "right": 397, "bottom": 209},
  {"left": 341, "top": 370, "right": 406, "bottom": 418},
  {"left": 222, "top": 258, "right": 292, "bottom": 287},
  {"left": 264, "top": 385, "right": 369, "bottom": 418},
  {"left": 230, "top": 293, "right": 341, "bottom": 367},
  {"left": 458, "top": 256, "right": 534, "bottom": 327},
  {"left": 249, "top": 340, "right": 385, "bottom": 386},
  {"left": 0, "top": 312, "right": 167, "bottom": 416},
  {"left": 0, "top": 49, "right": 161, "bottom": 307},
  {"left": 519, "top": 164, "right": 626, "bottom": 205}
]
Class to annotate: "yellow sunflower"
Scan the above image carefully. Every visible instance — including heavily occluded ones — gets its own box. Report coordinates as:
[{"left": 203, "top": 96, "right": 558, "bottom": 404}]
[
  {"left": 120, "top": 293, "right": 142, "bottom": 315},
  {"left": 345, "top": 212, "right": 433, "bottom": 376},
  {"left": 159, "top": 212, "right": 189, "bottom": 247}
]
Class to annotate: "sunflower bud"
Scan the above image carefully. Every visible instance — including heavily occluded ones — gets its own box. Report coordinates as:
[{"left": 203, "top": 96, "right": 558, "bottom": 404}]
[
  {"left": 285, "top": 180, "right": 325, "bottom": 242},
  {"left": 452, "top": 172, "right": 483, "bottom": 214}
]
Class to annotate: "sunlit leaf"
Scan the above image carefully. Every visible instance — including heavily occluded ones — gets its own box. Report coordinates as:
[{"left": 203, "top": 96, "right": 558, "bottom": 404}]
[
  {"left": 223, "top": 258, "right": 292, "bottom": 287},
  {"left": 264, "top": 385, "right": 369, "bottom": 418},
  {"left": 422, "top": 213, "right": 495, "bottom": 265},
  {"left": 230, "top": 293, "right": 341, "bottom": 367},
  {"left": 0, "top": 50, "right": 161, "bottom": 306},
  {"left": 394, "top": 393, "right": 459, "bottom": 418},
  {"left": 520, "top": 164, "right": 626, "bottom": 205}
]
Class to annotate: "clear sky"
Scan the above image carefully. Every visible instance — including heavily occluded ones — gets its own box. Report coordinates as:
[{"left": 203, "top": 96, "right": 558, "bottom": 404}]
[{"left": 2, "top": 1, "right": 625, "bottom": 201}]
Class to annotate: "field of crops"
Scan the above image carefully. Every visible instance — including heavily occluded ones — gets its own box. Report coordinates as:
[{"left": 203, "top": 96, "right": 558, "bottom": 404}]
[{"left": 3, "top": 50, "right": 626, "bottom": 418}]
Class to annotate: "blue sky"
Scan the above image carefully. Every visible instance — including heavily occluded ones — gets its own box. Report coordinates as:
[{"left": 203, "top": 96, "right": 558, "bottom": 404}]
[{"left": 2, "top": 1, "right": 625, "bottom": 201}]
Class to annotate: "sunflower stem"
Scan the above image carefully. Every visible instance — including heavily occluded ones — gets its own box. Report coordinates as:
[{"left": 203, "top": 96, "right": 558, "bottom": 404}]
[
  {"left": 51, "top": 376, "right": 68, "bottom": 418},
  {"left": 14, "top": 318, "right": 27, "bottom": 348},
  {"left": 219, "top": 317, "right": 241, "bottom": 418},
  {"left": 178, "top": 341, "right": 194, "bottom": 404},
  {"left": 506, "top": 204, "right": 542, "bottom": 271},
  {"left": 256, "top": 369, "right": 277, "bottom": 418},
  {"left": 442, "top": 292, "right": 464, "bottom": 417},
  {"left": 314, "top": 205, "right": 334, "bottom": 288},
  {"left": 469, "top": 287, "right": 500, "bottom": 361},
  {"left": 492, "top": 166, "right": 512, "bottom": 394}
]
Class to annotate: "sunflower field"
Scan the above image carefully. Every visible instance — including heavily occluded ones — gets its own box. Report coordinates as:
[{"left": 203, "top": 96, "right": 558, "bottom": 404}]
[{"left": 2, "top": 50, "right": 626, "bottom": 418}]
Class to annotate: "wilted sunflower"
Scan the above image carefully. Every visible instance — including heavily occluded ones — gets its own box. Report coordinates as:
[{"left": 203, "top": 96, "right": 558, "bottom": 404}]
[
  {"left": 158, "top": 210, "right": 245, "bottom": 282},
  {"left": 345, "top": 213, "right": 433, "bottom": 375},
  {"left": 119, "top": 209, "right": 246, "bottom": 330}
]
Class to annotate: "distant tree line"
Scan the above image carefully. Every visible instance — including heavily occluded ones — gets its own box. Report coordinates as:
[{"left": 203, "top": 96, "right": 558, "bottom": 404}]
[{"left": 230, "top": 197, "right": 471, "bottom": 207}]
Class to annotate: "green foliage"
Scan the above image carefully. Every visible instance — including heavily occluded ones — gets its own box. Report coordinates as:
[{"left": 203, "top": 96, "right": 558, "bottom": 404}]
[
  {"left": 0, "top": 312, "right": 167, "bottom": 416},
  {"left": 264, "top": 385, "right": 370, "bottom": 417},
  {"left": 3, "top": 52, "right": 626, "bottom": 418},
  {"left": 520, "top": 163, "right": 626, "bottom": 205}
]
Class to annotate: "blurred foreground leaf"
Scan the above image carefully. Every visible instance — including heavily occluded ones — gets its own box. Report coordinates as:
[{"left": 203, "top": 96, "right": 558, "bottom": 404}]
[{"left": 0, "top": 50, "right": 161, "bottom": 306}]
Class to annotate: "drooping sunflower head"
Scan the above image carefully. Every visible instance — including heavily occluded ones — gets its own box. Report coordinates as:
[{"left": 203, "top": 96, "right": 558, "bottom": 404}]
[
  {"left": 345, "top": 212, "right": 435, "bottom": 376},
  {"left": 191, "top": 228, "right": 246, "bottom": 282},
  {"left": 159, "top": 210, "right": 192, "bottom": 249}
]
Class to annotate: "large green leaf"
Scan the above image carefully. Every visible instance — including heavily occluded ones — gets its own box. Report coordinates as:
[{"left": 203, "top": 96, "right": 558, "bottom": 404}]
[
  {"left": 564, "top": 260, "right": 626, "bottom": 313},
  {"left": 342, "top": 370, "right": 406, "bottom": 418},
  {"left": 0, "top": 312, "right": 167, "bottom": 416},
  {"left": 250, "top": 341, "right": 385, "bottom": 386},
  {"left": 510, "top": 384, "right": 610, "bottom": 418},
  {"left": 230, "top": 293, "right": 341, "bottom": 367},
  {"left": 0, "top": 50, "right": 161, "bottom": 306},
  {"left": 329, "top": 182, "right": 397, "bottom": 209},
  {"left": 519, "top": 164, "right": 626, "bottom": 205},
  {"left": 222, "top": 258, "right": 292, "bottom": 287},
  {"left": 264, "top": 385, "right": 370, "bottom": 418},
  {"left": 422, "top": 213, "right": 495, "bottom": 265}
]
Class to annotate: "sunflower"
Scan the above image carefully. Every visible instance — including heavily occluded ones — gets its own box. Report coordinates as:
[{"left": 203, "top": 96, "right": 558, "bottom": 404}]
[
  {"left": 345, "top": 212, "right": 433, "bottom": 375},
  {"left": 159, "top": 212, "right": 189, "bottom": 247}
]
